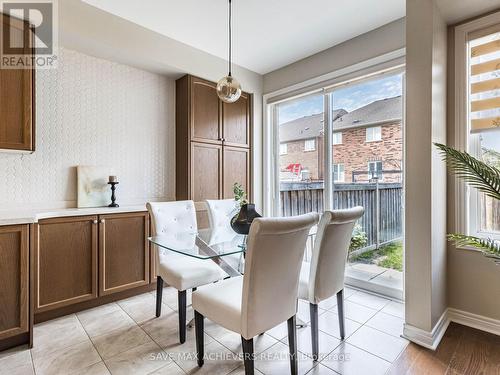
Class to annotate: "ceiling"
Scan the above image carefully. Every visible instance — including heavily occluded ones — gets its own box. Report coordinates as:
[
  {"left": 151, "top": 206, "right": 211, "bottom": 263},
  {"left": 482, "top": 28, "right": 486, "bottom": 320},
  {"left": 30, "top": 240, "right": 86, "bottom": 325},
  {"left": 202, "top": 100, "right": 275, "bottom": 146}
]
[{"left": 82, "top": 0, "right": 405, "bottom": 75}]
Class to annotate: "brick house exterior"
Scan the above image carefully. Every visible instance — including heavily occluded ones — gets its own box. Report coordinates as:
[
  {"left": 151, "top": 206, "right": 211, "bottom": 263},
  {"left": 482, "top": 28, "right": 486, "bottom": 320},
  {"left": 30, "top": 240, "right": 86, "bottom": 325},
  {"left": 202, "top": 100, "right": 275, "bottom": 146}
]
[{"left": 279, "top": 96, "right": 403, "bottom": 183}]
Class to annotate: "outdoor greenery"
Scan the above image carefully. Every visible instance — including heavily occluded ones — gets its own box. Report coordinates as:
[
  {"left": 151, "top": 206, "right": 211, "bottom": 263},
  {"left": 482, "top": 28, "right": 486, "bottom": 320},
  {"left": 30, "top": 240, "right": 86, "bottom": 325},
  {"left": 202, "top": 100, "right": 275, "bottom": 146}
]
[
  {"left": 434, "top": 143, "right": 500, "bottom": 263},
  {"left": 349, "top": 224, "right": 368, "bottom": 251},
  {"left": 351, "top": 240, "right": 403, "bottom": 271}
]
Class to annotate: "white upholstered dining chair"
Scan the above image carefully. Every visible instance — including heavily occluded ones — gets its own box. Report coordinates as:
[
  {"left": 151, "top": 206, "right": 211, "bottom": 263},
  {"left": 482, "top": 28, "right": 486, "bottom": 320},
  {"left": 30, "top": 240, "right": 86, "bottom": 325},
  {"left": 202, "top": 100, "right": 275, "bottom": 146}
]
[
  {"left": 206, "top": 199, "right": 238, "bottom": 230},
  {"left": 147, "top": 200, "right": 226, "bottom": 343},
  {"left": 192, "top": 213, "right": 319, "bottom": 375},
  {"left": 298, "top": 206, "right": 364, "bottom": 360}
]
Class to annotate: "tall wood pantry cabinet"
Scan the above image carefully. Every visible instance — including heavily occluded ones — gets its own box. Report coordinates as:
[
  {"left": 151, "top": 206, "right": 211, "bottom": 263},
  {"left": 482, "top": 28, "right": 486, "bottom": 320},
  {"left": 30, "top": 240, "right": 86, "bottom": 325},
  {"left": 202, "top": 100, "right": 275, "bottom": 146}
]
[{"left": 176, "top": 75, "right": 252, "bottom": 202}]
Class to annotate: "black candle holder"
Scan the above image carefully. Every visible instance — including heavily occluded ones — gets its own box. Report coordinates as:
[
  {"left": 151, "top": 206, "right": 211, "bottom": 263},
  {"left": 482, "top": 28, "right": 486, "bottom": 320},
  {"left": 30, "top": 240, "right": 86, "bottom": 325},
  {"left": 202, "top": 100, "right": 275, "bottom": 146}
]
[{"left": 108, "top": 182, "right": 119, "bottom": 207}]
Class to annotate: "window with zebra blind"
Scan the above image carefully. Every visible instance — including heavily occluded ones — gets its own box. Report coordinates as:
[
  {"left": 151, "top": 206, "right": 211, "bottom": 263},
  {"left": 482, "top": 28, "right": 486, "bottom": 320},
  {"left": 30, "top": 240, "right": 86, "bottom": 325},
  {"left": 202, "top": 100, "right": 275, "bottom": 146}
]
[{"left": 468, "top": 26, "right": 500, "bottom": 235}]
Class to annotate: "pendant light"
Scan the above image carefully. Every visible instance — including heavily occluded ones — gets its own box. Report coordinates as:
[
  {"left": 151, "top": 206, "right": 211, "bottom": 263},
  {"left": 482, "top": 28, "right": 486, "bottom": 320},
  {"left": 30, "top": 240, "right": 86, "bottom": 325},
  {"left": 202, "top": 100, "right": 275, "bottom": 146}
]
[{"left": 217, "top": 0, "right": 241, "bottom": 103}]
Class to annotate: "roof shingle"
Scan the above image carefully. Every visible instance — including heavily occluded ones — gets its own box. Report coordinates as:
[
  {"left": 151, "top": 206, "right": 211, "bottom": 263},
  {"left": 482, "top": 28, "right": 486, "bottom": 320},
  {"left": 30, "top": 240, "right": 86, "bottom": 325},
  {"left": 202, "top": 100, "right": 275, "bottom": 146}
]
[{"left": 279, "top": 96, "right": 402, "bottom": 143}]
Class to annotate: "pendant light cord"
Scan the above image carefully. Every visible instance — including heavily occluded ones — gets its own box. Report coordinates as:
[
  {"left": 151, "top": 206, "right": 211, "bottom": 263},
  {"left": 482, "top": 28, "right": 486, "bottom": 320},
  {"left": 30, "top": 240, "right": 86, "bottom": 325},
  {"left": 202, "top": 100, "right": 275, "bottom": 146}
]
[{"left": 228, "top": 0, "right": 232, "bottom": 77}]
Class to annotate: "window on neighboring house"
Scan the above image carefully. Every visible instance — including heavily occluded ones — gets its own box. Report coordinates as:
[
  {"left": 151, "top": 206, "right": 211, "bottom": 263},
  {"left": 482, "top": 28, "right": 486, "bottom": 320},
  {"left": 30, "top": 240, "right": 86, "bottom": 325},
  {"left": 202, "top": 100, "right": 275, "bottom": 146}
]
[
  {"left": 304, "top": 139, "right": 316, "bottom": 151},
  {"left": 280, "top": 143, "right": 287, "bottom": 155},
  {"left": 333, "top": 163, "right": 345, "bottom": 182},
  {"left": 368, "top": 161, "right": 383, "bottom": 180},
  {"left": 333, "top": 132, "right": 342, "bottom": 145},
  {"left": 467, "top": 28, "right": 500, "bottom": 235},
  {"left": 366, "top": 126, "right": 382, "bottom": 142}
]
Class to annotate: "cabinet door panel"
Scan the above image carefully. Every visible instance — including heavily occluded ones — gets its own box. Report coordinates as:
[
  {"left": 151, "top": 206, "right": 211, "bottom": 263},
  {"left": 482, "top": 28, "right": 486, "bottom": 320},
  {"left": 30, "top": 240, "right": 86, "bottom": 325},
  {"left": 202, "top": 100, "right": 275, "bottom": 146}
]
[
  {"left": 0, "top": 14, "right": 34, "bottom": 151},
  {"left": 223, "top": 146, "right": 250, "bottom": 199},
  {"left": 191, "top": 142, "right": 222, "bottom": 201},
  {"left": 0, "top": 225, "right": 28, "bottom": 339},
  {"left": 222, "top": 93, "right": 250, "bottom": 148},
  {"left": 99, "top": 212, "right": 149, "bottom": 295},
  {"left": 35, "top": 216, "right": 97, "bottom": 313},
  {"left": 191, "top": 77, "right": 221, "bottom": 144}
]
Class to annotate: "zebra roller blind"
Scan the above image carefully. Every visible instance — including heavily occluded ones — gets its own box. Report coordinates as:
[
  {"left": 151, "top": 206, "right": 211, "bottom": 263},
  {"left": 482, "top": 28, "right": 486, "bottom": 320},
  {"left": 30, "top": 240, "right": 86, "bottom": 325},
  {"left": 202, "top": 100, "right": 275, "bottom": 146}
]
[{"left": 470, "top": 27, "right": 500, "bottom": 133}]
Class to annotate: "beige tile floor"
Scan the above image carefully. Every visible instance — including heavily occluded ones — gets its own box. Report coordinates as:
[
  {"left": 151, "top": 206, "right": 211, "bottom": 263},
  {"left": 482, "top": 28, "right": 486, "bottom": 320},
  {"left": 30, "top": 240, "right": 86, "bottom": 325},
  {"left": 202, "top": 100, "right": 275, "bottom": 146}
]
[{"left": 0, "top": 286, "right": 407, "bottom": 375}]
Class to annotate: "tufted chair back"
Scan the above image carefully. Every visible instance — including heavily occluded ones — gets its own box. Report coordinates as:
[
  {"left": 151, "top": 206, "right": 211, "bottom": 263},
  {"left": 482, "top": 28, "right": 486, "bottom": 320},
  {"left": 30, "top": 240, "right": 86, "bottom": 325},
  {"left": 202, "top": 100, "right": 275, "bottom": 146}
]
[
  {"left": 147, "top": 201, "right": 198, "bottom": 268},
  {"left": 147, "top": 200, "right": 197, "bottom": 236},
  {"left": 206, "top": 199, "right": 238, "bottom": 231}
]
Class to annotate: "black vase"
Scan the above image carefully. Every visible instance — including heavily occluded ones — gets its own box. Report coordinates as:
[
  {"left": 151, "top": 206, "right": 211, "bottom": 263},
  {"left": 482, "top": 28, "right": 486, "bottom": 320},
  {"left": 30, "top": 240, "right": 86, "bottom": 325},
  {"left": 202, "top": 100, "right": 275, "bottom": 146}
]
[{"left": 230, "top": 203, "right": 261, "bottom": 235}]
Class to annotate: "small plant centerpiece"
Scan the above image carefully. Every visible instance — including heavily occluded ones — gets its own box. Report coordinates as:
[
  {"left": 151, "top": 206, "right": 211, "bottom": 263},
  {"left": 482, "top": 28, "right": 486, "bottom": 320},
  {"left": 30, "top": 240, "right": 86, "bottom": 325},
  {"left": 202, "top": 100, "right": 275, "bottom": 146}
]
[
  {"left": 435, "top": 143, "right": 500, "bottom": 264},
  {"left": 230, "top": 182, "right": 261, "bottom": 235}
]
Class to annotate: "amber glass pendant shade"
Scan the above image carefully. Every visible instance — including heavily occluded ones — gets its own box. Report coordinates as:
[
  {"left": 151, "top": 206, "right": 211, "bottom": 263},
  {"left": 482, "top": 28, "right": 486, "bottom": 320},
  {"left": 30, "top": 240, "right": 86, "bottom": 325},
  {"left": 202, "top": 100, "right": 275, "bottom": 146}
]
[{"left": 217, "top": 75, "right": 241, "bottom": 103}]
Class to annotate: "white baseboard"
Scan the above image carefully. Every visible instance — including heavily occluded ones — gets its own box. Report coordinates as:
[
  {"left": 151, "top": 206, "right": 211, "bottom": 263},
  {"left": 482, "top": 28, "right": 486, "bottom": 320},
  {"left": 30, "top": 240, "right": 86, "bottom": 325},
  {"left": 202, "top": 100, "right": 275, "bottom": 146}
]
[
  {"left": 403, "top": 309, "right": 449, "bottom": 350},
  {"left": 403, "top": 308, "right": 500, "bottom": 350},
  {"left": 447, "top": 308, "right": 500, "bottom": 337}
]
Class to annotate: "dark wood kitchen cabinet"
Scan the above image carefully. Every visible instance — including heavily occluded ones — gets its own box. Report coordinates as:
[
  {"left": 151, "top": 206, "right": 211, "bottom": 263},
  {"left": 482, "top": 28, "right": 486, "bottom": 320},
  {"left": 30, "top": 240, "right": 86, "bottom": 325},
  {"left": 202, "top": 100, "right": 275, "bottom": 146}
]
[
  {"left": 98, "top": 212, "right": 149, "bottom": 296},
  {"left": 0, "top": 14, "right": 35, "bottom": 152},
  {"left": 222, "top": 92, "right": 250, "bottom": 148},
  {"left": 191, "top": 142, "right": 223, "bottom": 201},
  {"left": 0, "top": 225, "right": 29, "bottom": 341},
  {"left": 176, "top": 74, "right": 252, "bottom": 202},
  {"left": 34, "top": 212, "right": 151, "bottom": 314},
  {"left": 223, "top": 146, "right": 250, "bottom": 199},
  {"left": 34, "top": 216, "right": 98, "bottom": 313}
]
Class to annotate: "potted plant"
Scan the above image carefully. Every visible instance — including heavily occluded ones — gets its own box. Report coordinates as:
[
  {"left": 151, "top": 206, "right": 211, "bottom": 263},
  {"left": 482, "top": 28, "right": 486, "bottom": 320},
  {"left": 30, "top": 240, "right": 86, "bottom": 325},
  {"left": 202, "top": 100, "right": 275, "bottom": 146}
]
[
  {"left": 230, "top": 183, "right": 261, "bottom": 235},
  {"left": 435, "top": 143, "right": 500, "bottom": 263}
]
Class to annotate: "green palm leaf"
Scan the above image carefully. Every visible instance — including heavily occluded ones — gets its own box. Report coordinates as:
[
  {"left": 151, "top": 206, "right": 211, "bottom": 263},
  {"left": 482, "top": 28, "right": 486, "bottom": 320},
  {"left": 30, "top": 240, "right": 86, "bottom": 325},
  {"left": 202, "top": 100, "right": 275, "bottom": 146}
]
[
  {"left": 447, "top": 234, "right": 500, "bottom": 260},
  {"left": 434, "top": 143, "right": 500, "bottom": 200}
]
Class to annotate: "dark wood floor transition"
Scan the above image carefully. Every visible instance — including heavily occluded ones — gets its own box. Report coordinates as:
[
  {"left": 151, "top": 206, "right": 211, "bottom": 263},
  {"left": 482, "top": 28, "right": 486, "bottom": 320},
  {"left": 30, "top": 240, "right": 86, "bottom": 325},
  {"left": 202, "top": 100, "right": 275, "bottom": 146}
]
[{"left": 388, "top": 322, "right": 500, "bottom": 374}]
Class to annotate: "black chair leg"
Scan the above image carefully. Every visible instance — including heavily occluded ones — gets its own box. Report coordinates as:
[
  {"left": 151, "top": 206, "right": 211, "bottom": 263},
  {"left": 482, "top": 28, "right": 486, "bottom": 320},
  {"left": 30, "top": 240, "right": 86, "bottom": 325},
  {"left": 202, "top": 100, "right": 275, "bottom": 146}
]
[
  {"left": 337, "top": 289, "right": 345, "bottom": 339},
  {"left": 287, "top": 315, "right": 298, "bottom": 375},
  {"left": 178, "top": 290, "right": 187, "bottom": 343},
  {"left": 309, "top": 303, "right": 319, "bottom": 361},
  {"left": 195, "top": 311, "right": 205, "bottom": 367},
  {"left": 155, "top": 277, "right": 163, "bottom": 317},
  {"left": 241, "top": 336, "right": 254, "bottom": 375}
]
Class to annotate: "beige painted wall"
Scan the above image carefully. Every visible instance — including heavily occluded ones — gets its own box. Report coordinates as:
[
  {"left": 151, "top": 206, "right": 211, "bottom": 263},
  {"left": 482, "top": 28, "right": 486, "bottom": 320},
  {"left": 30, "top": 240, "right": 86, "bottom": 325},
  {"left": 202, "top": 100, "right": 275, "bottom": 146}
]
[
  {"left": 263, "top": 18, "right": 406, "bottom": 94},
  {"left": 446, "top": 19, "right": 500, "bottom": 321},
  {"left": 405, "top": 0, "right": 447, "bottom": 332}
]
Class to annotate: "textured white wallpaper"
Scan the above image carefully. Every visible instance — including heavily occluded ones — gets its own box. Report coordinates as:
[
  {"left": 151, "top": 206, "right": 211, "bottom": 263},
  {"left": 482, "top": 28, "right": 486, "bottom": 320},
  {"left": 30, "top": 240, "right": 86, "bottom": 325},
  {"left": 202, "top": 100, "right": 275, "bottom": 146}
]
[{"left": 0, "top": 48, "right": 175, "bottom": 209}]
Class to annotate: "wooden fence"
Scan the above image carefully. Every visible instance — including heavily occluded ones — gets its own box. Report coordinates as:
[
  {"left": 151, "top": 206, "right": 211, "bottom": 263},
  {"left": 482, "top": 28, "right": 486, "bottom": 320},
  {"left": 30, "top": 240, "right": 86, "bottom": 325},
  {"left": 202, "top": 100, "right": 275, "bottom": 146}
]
[
  {"left": 481, "top": 196, "right": 500, "bottom": 233},
  {"left": 280, "top": 181, "right": 403, "bottom": 247}
]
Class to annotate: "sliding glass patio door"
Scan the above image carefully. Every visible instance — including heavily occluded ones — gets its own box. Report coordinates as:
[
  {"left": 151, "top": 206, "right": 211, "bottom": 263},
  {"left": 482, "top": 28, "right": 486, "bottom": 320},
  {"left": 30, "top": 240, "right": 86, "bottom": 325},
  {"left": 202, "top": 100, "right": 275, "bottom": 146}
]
[
  {"left": 273, "top": 68, "right": 405, "bottom": 298},
  {"left": 277, "top": 92, "right": 325, "bottom": 216}
]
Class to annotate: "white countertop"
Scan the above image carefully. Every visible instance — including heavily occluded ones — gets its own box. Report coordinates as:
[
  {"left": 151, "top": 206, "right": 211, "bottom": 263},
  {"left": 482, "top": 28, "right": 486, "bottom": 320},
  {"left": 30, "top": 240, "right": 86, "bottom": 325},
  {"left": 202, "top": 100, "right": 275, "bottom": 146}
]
[{"left": 0, "top": 205, "right": 148, "bottom": 226}]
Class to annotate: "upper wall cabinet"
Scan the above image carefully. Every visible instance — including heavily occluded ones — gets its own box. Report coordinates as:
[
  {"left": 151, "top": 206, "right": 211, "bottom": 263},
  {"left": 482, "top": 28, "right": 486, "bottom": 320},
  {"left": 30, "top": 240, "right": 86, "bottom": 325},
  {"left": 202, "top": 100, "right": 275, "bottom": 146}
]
[
  {"left": 190, "top": 77, "right": 221, "bottom": 144},
  {"left": 222, "top": 93, "right": 250, "bottom": 148},
  {"left": 0, "top": 14, "right": 35, "bottom": 152}
]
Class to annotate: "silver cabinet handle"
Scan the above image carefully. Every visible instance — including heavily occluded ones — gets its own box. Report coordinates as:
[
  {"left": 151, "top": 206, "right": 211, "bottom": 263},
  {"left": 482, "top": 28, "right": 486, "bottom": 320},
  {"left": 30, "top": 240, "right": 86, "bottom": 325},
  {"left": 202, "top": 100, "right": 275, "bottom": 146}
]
[
  {"left": 100, "top": 219, "right": 105, "bottom": 224},
  {"left": 93, "top": 220, "right": 98, "bottom": 224}
]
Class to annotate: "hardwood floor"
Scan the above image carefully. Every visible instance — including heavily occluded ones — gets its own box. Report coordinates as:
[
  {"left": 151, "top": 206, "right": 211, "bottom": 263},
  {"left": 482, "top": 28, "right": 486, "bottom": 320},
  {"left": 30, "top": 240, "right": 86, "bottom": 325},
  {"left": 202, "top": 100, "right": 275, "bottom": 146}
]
[{"left": 388, "top": 322, "right": 500, "bottom": 374}]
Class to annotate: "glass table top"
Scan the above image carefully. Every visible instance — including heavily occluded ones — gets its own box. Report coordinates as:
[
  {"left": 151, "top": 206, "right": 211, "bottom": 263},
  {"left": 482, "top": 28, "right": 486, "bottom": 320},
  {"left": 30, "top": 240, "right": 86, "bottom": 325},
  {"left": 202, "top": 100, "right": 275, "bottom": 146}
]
[{"left": 149, "top": 227, "right": 247, "bottom": 260}]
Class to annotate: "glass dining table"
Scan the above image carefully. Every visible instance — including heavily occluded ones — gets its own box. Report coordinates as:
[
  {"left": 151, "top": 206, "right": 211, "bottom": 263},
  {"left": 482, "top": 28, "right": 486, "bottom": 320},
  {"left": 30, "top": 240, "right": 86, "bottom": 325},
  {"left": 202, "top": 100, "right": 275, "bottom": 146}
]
[
  {"left": 148, "top": 225, "right": 318, "bottom": 278},
  {"left": 149, "top": 227, "right": 247, "bottom": 277}
]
